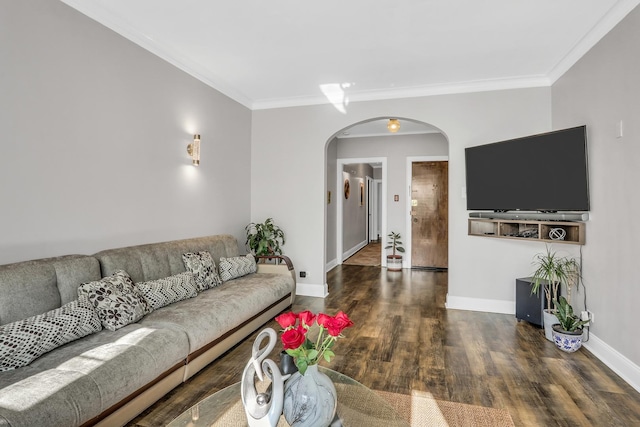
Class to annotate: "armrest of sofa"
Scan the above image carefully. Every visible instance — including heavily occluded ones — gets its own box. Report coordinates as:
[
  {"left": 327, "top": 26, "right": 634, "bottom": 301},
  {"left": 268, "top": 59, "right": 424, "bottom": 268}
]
[
  {"left": 255, "top": 256, "right": 294, "bottom": 277},
  {"left": 255, "top": 255, "right": 293, "bottom": 271}
]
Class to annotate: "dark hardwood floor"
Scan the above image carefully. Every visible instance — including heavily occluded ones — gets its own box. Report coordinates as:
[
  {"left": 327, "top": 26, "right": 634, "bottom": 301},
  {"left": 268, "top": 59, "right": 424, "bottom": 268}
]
[{"left": 129, "top": 265, "right": 640, "bottom": 426}]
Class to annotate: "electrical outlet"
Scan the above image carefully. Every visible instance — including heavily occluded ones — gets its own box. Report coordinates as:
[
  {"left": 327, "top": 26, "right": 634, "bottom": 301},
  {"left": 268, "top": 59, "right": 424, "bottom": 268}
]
[
  {"left": 299, "top": 271, "right": 307, "bottom": 278},
  {"left": 587, "top": 310, "right": 595, "bottom": 324},
  {"left": 581, "top": 310, "right": 594, "bottom": 326}
]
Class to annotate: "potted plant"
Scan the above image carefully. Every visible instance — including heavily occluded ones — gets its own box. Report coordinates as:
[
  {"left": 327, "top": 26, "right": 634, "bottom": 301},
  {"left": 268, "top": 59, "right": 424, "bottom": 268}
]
[
  {"left": 385, "top": 231, "right": 405, "bottom": 271},
  {"left": 552, "top": 296, "right": 589, "bottom": 353},
  {"left": 245, "top": 218, "right": 286, "bottom": 256},
  {"left": 530, "top": 245, "right": 579, "bottom": 341}
]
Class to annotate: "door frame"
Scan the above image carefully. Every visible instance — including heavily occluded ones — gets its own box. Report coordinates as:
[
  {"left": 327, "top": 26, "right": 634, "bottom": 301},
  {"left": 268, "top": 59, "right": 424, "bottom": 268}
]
[
  {"left": 366, "top": 175, "right": 373, "bottom": 242},
  {"left": 336, "top": 157, "right": 387, "bottom": 267},
  {"left": 370, "top": 178, "right": 382, "bottom": 242},
  {"left": 405, "top": 156, "right": 448, "bottom": 268}
]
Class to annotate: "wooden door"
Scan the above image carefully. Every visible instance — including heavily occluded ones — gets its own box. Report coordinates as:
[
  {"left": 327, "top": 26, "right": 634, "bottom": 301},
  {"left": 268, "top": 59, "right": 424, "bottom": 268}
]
[{"left": 411, "top": 161, "right": 448, "bottom": 268}]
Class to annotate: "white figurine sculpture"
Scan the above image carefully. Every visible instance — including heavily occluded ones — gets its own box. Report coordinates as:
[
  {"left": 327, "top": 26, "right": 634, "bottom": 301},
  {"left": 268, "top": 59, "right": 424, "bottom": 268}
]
[{"left": 241, "top": 328, "right": 290, "bottom": 427}]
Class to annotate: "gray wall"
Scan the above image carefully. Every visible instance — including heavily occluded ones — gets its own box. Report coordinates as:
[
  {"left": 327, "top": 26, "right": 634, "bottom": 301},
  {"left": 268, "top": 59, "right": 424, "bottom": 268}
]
[
  {"left": 341, "top": 163, "right": 373, "bottom": 256},
  {"left": 251, "top": 89, "right": 552, "bottom": 299},
  {"left": 325, "top": 139, "right": 338, "bottom": 263},
  {"left": 0, "top": 1, "right": 252, "bottom": 264},
  {"left": 324, "top": 133, "right": 448, "bottom": 267},
  {"left": 552, "top": 6, "right": 640, "bottom": 368}
]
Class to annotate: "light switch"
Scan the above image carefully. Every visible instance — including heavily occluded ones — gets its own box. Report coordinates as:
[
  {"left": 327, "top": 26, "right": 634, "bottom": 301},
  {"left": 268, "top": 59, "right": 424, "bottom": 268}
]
[{"left": 617, "top": 120, "right": 624, "bottom": 139}]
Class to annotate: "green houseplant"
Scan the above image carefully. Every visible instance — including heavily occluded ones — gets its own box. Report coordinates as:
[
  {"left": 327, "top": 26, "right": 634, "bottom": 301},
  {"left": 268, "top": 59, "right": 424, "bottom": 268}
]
[
  {"left": 385, "top": 231, "right": 405, "bottom": 271},
  {"left": 530, "top": 245, "right": 581, "bottom": 341},
  {"left": 551, "top": 296, "right": 589, "bottom": 353},
  {"left": 245, "top": 218, "right": 285, "bottom": 256}
]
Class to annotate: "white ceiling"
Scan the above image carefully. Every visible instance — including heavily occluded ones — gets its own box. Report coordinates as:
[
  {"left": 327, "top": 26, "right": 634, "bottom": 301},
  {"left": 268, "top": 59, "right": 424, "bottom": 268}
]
[{"left": 61, "top": 0, "right": 639, "bottom": 111}]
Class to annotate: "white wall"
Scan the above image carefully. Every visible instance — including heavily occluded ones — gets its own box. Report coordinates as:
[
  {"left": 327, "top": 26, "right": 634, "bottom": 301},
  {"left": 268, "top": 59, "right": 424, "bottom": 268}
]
[
  {"left": 0, "top": 0, "right": 252, "bottom": 264},
  {"left": 251, "top": 89, "right": 552, "bottom": 299},
  {"left": 553, "top": 5, "right": 640, "bottom": 372}
]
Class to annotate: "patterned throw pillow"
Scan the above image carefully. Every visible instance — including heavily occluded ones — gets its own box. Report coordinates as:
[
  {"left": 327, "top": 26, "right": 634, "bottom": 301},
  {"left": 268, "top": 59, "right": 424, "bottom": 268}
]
[
  {"left": 218, "top": 254, "right": 257, "bottom": 282},
  {"left": 136, "top": 272, "right": 198, "bottom": 311},
  {"left": 77, "top": 270, "right": 149, "bottom": 331},
  {"left": 0, "top": 296, "right": 102, "bottom": 371},
  {"left": 182, "top": 251, "right": 222, "bottom": 291}
]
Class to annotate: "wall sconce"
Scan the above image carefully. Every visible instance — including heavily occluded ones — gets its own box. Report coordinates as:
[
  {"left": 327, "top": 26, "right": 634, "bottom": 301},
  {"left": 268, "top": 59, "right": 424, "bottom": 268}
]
[
  {"left": 387, "top": 119, "right": 401, "bottom": 133},
  {"left": 187, "top": 134, "right": 201, "bottom": 166}
]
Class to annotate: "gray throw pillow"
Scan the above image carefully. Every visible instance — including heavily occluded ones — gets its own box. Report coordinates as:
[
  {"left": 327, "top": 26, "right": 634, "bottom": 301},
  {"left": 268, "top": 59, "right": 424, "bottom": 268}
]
[
  {"left": 218, "top": 254, "right": 257, "bottom": 282},
  {"left": 136, "top": 272, "right": 198, "bottom": 311},
  {"left": 0, "top": 295, "right": 102, "bottom": 371},
  {"left": 77, "top": 270, "right": 149, "bottom": 331},
  {"left": 182, "top": 251, "right": 222, "bottom": 291}
]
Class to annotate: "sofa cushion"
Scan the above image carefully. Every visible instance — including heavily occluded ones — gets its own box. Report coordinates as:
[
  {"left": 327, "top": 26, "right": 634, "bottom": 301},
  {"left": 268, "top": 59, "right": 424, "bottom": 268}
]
[
  {"left": 77, "top": 270, "right": 149, "bottom": 331},
  {"left": 0, "top": 296, "right": 102, "bottom": 372},
  {"left": 139, "top": 272, "right": 294, "bottom": 353},
  {"left": 0, "top": 255, "right": 102, "bottom": 326},
  {"left": 218, "top": 254, "right": 257, "bottom": 282},
  {"left": 182, "top": 251, "right": 222, "bottom": 291},
  {"left": 136, "top": 272, "right": 198, "bottom": 311},
  {"left": 0, "top": 323, "right": 190, "bottom": 427},
  {"left": 94, "top": 235, "right": 241, "bottom": 283}
]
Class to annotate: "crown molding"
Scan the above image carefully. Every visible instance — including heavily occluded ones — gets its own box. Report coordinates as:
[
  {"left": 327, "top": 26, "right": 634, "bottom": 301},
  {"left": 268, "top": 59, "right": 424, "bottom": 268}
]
[
  {"left": 60, "top": 0, "right": 254, "bottom": 109},
  {"left": 251, "top": 76, "right": 551, "bottom": 110},
  {"left": 548, "top": 0, "right": 640, "bottom": 83},
  {"left": 61, "top": 0, "right": 639, "bottom": 111}
]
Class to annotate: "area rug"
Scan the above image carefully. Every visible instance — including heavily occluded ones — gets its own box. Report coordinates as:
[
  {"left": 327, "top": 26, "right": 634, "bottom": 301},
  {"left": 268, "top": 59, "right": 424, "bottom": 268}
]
[
  {"left": 343, "top": 242, "right": 381, "bottom": 266},
  {"left": 376, "top": 390, "right": 516, "bottom": 427}
]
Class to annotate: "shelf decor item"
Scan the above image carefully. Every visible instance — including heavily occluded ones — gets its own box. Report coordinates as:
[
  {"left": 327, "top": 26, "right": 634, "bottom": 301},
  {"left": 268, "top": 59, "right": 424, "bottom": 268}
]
[
  {"left": 385, "top": 231, "right": 405, "bottom": 271},
  {"left": 549, "top": 227, "right": 567, "bottom": 240},
  {"left": 275, "top": 310, "right": 354, "bottom": 427}
]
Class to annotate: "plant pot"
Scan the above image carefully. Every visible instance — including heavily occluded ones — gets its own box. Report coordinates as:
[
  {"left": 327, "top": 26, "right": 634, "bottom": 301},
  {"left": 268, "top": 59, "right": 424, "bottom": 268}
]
[
  {"left": 552, "top": 324, "right": 583, "bottom": 353},
  {"left": 543, "top": 310, "right": 559, "bottom": 341},
  {"left": 386, "top": 255, "right": 403, "bottom": 271}
]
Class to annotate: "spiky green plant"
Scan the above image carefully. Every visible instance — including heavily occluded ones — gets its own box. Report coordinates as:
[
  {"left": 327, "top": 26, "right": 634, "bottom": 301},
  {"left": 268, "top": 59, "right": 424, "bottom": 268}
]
[
  {"left": 553, "top": 296, "right": 589, "bottom": 332},
  {"left": 530, "top": 245, "right": 579, "bottom": 312}
]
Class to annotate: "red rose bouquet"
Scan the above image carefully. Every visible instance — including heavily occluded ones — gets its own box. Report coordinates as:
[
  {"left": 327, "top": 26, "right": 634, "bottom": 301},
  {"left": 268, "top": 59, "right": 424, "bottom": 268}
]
[{"left": 275, "top": 310, "right": 353, "bottom": 375}]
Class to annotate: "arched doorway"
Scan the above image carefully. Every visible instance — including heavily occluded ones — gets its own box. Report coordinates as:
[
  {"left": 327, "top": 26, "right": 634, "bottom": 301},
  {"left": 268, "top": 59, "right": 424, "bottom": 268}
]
[{"left": 324, "top": 117, "right": 449, "bottom": 271}]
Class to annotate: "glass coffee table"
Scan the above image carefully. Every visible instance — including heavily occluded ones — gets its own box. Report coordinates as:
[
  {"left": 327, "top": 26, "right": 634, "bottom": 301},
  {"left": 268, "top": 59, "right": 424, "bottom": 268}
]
[{"left": 168, "top": 367, "right": 409, "bottom": 426}]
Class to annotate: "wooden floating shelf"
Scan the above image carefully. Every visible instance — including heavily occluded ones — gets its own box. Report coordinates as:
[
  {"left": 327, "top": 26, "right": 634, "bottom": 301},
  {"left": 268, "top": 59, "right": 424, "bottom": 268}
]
[{"left": 468, "top": 218, "right": 585, "bottom": 245}]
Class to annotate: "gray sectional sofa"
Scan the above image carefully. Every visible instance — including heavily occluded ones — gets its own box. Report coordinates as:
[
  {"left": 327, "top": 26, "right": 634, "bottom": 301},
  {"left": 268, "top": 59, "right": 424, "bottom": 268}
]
[{"left": 0, "top": 235, "right": 296, "bottom": 427}]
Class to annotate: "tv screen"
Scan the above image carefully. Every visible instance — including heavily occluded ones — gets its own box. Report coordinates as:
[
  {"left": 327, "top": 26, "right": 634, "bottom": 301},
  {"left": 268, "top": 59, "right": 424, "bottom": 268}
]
[{"left": 465, "top": 126, "right": 590, "bottom": 212}]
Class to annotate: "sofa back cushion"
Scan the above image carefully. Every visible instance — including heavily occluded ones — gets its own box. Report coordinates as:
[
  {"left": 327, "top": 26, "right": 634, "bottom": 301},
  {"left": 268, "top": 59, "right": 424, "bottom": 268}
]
[
  {"left": 94, "top": 235, "right": 241, "bottom": 283},
  {"left": 0, "top": 255, "right": 101, "bottom": 326}
]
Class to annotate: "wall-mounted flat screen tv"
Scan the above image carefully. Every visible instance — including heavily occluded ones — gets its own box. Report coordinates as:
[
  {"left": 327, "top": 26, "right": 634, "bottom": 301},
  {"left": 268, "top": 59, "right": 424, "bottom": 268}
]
[{"left": 465, "top": 126, "right": 590, "bottom": 212}]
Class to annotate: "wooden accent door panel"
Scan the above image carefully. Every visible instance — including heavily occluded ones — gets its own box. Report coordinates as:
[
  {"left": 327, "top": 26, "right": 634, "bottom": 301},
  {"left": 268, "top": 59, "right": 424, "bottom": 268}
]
[{"left": 411, "top": 161, "right": 448, "bottom": 268}]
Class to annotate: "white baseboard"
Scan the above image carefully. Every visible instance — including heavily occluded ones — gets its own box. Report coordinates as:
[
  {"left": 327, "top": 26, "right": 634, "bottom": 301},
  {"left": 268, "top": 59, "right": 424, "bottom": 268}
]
[
  {"left": 325, "top": 258, "right": 338, "bottom": 272},
  {"left": 445, "top": 294, "right": 515, "bottom": 315},
  {"left": 583, "top": 332, "right": 640, "bottom": 394},
  {"left": 296, "top": 282, "right": 328, "bottom": 298},
  {"left": 342, "top": 240, "right": 367, "bottom": 261},
  {"left": 445, "top": 294, "right": 640, "bottom": 394}
]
